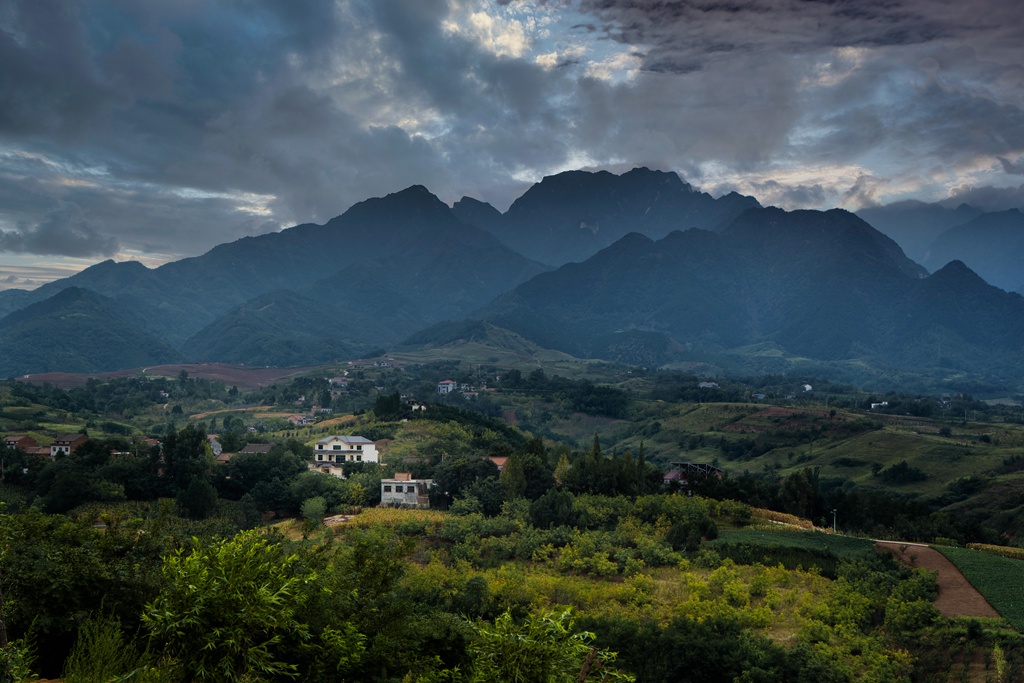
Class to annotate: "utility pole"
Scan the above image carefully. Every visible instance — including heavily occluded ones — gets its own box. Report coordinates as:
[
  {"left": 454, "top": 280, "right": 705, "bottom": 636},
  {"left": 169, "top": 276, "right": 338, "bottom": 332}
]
[{"left": 831, "top": 509, "right": 837, "bottom": 533}]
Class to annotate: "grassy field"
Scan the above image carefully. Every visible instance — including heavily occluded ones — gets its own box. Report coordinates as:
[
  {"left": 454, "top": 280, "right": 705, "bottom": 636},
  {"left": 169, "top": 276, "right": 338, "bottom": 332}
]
[
  {"left": 936, "top": 545, "right": 1024, "bottom": 630},
  {"left": 710, "top": 528, "right": 877, "bottom": 560}
]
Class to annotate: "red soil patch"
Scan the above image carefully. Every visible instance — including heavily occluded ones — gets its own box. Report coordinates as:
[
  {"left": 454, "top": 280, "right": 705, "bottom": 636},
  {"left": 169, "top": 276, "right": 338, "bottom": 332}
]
[
  {"left": 18, "top": 362, "right": 322, "bottom": 392},
  {"left": 875, "top": 541, "right": 1000, "bottom": 619}
]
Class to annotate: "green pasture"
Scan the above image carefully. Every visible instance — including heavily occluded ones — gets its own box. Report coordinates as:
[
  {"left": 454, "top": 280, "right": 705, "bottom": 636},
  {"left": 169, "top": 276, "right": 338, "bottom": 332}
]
[{"left": 711, "top": 528, "right": 877, "bottom": 560}]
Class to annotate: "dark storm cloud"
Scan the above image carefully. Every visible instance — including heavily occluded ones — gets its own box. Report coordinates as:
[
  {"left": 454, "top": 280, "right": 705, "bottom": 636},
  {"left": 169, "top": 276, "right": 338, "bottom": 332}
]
[
  {"left": 741, "top": 180, "right": 829, "bottom": 208},
  {"left": 999, "top": 157, "right": 1024, "bottom": 176},
  {"left": 0, "top": 0, "right": 589, "bottom": 261},
  {"left": 574, "top": 0, "right": 1022, "bottom": 65},
  {"left": 0, "top": 202, "right": 118, "bottom": 257},
  {"left": 1, "top": 0, "right": 1022, "bottom": 272},
  {"left": 944, "top": 183, "right": 1024, "bottom": 212}
]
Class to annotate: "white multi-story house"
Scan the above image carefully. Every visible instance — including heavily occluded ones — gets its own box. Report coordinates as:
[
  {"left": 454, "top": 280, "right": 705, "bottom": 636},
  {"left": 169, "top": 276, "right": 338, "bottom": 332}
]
[
  {"left": 313, "top": 435, "right": 378, "bottom": 465},
  {"left": 437, "top": 380, "right": 457, "bottom": 395}
]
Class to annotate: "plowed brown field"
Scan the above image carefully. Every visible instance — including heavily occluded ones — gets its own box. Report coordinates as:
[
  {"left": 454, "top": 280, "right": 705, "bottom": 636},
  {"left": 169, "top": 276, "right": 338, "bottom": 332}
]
[{"left": 876, "top": 541, "right": 999, "bottom": 619}]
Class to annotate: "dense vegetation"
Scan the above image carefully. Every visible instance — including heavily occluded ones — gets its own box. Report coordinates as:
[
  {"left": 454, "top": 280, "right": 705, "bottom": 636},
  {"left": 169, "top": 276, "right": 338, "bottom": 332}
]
[{"left": 2, "top": 360, "right": 1024, "bottom": 681}]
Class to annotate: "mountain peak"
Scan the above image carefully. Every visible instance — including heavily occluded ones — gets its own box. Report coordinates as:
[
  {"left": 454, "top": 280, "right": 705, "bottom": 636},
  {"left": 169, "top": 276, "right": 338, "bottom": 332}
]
[
  {"left": 620, "top": 166, "right": 691, "bottom": 192},
  {"left": 932, "top": 259, "right": 985, "bottom": 281},
  {"left": 335, "top": 184, "right": 451, "bottom": 226}
]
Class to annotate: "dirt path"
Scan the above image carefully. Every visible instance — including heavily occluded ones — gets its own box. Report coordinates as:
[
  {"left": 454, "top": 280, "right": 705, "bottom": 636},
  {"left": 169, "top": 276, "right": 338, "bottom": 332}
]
[{"left": 875, "top": 541, "right": 1000, "bottom": 619}]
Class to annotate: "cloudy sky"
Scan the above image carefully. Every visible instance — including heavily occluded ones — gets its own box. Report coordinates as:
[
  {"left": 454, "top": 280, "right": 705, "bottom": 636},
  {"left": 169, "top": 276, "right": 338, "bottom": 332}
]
[{"left": 1, "top": 0, "right": 1023, "bottom": 289}]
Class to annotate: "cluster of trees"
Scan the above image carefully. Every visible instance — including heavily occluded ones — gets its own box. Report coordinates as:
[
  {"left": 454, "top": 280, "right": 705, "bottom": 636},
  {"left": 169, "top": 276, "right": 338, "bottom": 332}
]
[
  {"left": 8, "top": 486, "right": 1018, "bottom": 682},
  {"left": 2, "top": 375, "right": 237, "bottom": 420},
  {"left": 693, "top": 467, "right": 1000, "bottom": 545},
  {"left": 501, "top": 369, "right": 631, "bottom": 419}
]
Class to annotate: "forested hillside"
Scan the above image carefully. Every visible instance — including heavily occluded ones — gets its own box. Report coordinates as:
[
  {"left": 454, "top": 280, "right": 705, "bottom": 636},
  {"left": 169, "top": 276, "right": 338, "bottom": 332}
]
[{"left": 2, "top": 359, "right": 1024, "bottom": 681}]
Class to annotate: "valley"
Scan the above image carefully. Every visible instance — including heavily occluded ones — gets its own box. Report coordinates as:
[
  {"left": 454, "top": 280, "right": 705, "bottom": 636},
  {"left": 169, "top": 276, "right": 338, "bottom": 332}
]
[{"left": 2, "top": 169, "right": 1024, "bottom": 682}]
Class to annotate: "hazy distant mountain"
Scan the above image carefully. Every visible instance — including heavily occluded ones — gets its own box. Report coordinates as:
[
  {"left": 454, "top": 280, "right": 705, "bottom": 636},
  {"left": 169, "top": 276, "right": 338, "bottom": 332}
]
[
  {"left": 0, "top": 185, "right": 548, "bottom": 370},
  {"left": 856, "top": 200, "right": 983, "bottom": 263},
  {"left": 3, "top": 172, "right": 1023, "bottom": 384},
  {"left": 471, "top": 206, "right": 1024, "bottom": 380},
  {"left": 921, "top": 209, "right": 1024, "bottom": 294},
  {"left": 0, "top": 287, "right": 182, "bottom": 377},
  {"left": 0, "top": 259, "right": 204, "bottom": 343},
  {"left": 451, "top": 196, "right": 504, "bottom": 235},
  {"left": 455, "top": 167, "right": 760, "bottom": 266},
  {"left": 181, "top": 290, "right": 363, "bottom": 367}
]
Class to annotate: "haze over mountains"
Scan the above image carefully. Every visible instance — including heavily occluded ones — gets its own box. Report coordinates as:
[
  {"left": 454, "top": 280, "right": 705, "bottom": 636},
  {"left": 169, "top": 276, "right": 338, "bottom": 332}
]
[{"left": 1, "top": 168, "right": 1023, "bottom": 389}]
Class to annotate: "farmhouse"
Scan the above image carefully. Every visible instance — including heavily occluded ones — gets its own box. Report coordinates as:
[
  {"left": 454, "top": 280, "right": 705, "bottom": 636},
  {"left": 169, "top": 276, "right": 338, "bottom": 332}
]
[
  {"left": 437, "top": 380, "right": 457, "bottom": 395},
  {"left": 50, "top": 433, "right": 88, "bottom": 459},
  {"left": 313, "top": 435, "right": 378, "bottom": 465},
  {"left": 4, "top": 435, "right": 38, "bottom": 451},
  {"left": 381, "top": 472, "right": 433, "bottom": 508},
  {"left": 487, "top": 455, "right": 508, "bottom": 473}
]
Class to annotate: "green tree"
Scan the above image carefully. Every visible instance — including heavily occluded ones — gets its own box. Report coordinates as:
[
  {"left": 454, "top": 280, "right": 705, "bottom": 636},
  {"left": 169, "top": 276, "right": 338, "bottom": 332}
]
[
  {"left": 500, "top": 453, "right": 527, "bottom": 501},
  {"left": 467, "top": 610, "right": 633, "bottom": 683},
  {"left": 373, "top": 392, "right": 403, "bottom": 420},
  {"left": 176, "top": 477, "right": 218, "bottom": 520},
  {"left": 301, "top": 496, "right": 327, "bottom": 528},
  {"left": 431, "top": 455, "right": 499, "bottom": 508},
  {"left": 778, "top": 467, "right": 820, "bottom": 520},
  {"left": 161, "top": 424, "right": 212, "bottom": 494},
  {"left": 143, "top": 530, "right": 363, "bottom": 682}
]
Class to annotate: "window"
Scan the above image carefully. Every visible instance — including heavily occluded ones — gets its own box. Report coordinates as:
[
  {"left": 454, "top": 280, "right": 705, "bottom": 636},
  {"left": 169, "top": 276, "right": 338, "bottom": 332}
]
[
  {"left": 333, "top": 444, "right": 341, "bottom": 450},
  {"left": 356, "top": 455, "right": 362, "bottom": 462},
  {"left": 316, "top": 454, "right": 323, "bottom": 461},
  {"left": 383, "top": 485, "right": 392, "bottom": 492},
  {"left": 356, "top": 444, "right": 362, "bottom": 451}
]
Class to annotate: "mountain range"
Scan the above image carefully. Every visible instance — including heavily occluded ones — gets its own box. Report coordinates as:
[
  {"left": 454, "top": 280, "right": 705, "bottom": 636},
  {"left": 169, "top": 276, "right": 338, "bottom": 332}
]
[{"left": 1, "top": 168, "right": 1023, "bottom": 388}]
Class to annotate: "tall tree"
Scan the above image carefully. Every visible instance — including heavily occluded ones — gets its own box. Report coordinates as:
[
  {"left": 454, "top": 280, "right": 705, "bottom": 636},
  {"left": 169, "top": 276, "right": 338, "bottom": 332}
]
[{"left": 500, "top": 453, "right": 527, "bottom": 501}]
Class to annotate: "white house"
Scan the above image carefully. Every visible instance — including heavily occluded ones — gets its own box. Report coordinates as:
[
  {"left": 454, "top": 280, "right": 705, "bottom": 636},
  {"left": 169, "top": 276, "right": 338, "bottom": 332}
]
[
  {"left": 313, "top": 435, "right": 378, "bottom": 465},
  {"left": 437, "top": 380, "right": 457, "bottom": 395},
  {"left": 50, "top": 433, "right": 88, "bottom": 459},
  {"left": 381, "top": 473, "right": 433, "bottom": 508}
]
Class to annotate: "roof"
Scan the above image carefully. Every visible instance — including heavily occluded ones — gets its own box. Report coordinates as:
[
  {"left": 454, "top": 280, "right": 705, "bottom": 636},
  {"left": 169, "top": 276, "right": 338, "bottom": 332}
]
[
  {"left": 239, "top": 443, "right": 274, "bottom": 454},
  {"left": 437, "top": 379, "right": 457, "bottom": 385},
  {"left": 316, "top": 435, "right": 374, "bottom": 445},
  {"left": 54, "top": 433, "right": 87, "bottom": 444}
]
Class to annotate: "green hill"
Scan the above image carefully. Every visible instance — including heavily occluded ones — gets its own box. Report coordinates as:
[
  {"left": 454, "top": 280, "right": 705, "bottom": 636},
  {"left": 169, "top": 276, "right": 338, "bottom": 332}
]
[{"left": 0, "top": 287, "right": 183, "bottom": 377}]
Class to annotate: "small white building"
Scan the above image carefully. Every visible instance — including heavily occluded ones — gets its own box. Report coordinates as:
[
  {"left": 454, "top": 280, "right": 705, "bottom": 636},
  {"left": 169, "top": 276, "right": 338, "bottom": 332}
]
[
  {"left": 437, "top": 380, "right": 457, "bottom": 395},
  {"left": 381, "top": 473, "right": 433, "bottom": 508},
  {"left": 50, "top": 433, "right": 88, "bottom": 459}
]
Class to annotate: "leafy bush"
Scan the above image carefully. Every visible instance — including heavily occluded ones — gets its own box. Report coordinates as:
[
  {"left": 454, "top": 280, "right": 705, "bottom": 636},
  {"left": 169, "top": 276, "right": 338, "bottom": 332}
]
[{"left": 879, "top": 460, "right": 927, "bottom": 485}]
